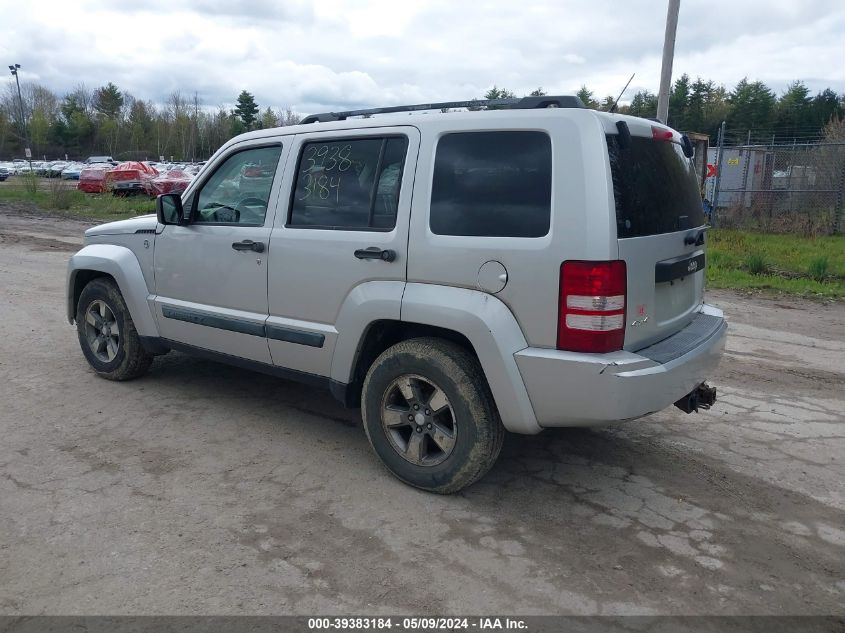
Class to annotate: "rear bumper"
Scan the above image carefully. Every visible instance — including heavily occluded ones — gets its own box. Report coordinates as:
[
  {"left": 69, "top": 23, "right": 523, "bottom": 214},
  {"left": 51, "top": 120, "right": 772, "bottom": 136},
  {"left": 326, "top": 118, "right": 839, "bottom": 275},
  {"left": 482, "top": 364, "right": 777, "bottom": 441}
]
[
  {"left": 514, "top": 304, "right": 726, "bottom": 428},
  {"left": 110, "top": 181, "right": 146, "bottom": 192},
  {"left": 78, "top": 182, "right": 106, "bottom": 193}
]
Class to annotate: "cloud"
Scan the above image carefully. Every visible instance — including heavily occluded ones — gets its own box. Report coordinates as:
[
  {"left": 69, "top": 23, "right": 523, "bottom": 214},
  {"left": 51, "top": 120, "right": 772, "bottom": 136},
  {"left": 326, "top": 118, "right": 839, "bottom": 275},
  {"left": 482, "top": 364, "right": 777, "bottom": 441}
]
[{"left": 1, "top": 0, "right": 843, "bottom": 114}]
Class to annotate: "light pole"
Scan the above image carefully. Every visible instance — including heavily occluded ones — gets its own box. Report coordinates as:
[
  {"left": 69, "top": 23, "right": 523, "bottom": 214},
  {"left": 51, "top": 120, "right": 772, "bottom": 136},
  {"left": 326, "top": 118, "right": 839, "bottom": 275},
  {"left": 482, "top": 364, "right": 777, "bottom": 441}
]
[
  {"left": 8, "top": 63, "right": 31, "bottom": 168},
  {"left": 656, "top": 0, "right": 681, "bottom": 125}
]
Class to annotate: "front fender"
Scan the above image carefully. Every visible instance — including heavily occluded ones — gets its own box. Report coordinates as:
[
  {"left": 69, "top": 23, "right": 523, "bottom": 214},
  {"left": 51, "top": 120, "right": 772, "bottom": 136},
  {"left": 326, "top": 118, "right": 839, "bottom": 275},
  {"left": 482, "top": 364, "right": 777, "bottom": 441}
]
[
  {"left": 400, "top": 283, "right": 540, "bottom": 435},
  {"left": 66, "top": 244, "right": 158, "bottom": 337}
]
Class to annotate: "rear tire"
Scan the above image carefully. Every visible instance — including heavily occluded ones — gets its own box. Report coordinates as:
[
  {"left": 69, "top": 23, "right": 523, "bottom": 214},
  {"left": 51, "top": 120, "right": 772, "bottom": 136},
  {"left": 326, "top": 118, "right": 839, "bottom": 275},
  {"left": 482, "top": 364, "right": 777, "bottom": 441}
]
[
  {"left": 75, "top": 277, "right": 153, "bottom": 381},
  {"left": 361, "top": 337, "right": 504, "bottom": 494}
]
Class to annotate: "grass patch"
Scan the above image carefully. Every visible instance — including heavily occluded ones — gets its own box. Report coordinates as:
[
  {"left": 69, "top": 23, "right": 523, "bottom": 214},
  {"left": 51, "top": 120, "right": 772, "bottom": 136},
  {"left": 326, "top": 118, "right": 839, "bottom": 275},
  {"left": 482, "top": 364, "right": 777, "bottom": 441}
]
[
  {"left": 0, "top": 180, "right": 154, "bottom": 221},
  {"left": 808, "top": 256, "right": 829, "bottom": 282},
  {"left": 746, "top": 253, "right": 767, "bottom": 275},
  {"left": 707, "top": 229, "right": 845, "bottom": 299}
]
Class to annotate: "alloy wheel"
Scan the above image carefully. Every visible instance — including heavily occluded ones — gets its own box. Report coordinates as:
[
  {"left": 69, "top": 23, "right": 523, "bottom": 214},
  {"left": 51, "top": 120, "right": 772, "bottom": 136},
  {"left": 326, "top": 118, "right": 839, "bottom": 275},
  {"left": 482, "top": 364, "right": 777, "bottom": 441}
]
[
  {"left": 380, "top": 374, "right": 457, "bottom": 466},
  {"left": 83, "top": 299, "right": 120, "bottom": 363}
]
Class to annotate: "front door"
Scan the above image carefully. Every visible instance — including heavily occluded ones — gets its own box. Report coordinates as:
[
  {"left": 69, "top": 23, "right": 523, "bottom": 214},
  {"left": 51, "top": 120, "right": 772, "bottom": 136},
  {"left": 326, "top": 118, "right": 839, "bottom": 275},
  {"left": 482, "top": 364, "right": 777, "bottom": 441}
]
[{"left": 153, "top": 142, "right": 286, "bottom": 363}]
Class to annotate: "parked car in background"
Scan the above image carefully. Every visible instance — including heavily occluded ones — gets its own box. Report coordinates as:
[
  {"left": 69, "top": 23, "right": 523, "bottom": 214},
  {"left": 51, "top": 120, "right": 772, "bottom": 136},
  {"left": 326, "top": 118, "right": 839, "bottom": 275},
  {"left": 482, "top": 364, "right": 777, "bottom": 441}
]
[
  {"left": 86, "top": 156, "right": 116, "bottom": 165},
  {"left": 47, "top": 162, "right": 69, "bottom": 178},
  {"left": 105, "top": 161, "right": 158, "bottom": 195},
  {"left": 61, "top": 163, "right": 85, "bottom": 180},
  {"left": 2, "top": 159, "right": 29, "bottom": 174},
  {"left": 238, "top": 162, "right": 275, "bottom": 199},
  {"left": 78, "top": 165, "right": 112, "bottom": 193},
  {"left": 0, "top": 166, "right": 9, "bottom": 181},
  {"left": 144, "top": 168, "right": 193, "bottom": 196}
]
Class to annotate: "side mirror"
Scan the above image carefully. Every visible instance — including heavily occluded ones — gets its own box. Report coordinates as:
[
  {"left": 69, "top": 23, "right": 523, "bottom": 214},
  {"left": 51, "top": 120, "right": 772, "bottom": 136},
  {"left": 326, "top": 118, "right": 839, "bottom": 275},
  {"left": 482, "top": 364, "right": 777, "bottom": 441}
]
[{"left": 156, "top": 193, "right": 189, "bottom": 225}]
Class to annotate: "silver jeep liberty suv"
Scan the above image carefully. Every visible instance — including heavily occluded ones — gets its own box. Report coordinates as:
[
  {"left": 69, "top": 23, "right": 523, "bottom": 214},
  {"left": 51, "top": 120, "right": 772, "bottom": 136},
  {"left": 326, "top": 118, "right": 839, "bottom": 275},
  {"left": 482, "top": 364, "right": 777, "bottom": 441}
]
[{"left": 67, "top": 96, "right": 725, "bottom": 493}]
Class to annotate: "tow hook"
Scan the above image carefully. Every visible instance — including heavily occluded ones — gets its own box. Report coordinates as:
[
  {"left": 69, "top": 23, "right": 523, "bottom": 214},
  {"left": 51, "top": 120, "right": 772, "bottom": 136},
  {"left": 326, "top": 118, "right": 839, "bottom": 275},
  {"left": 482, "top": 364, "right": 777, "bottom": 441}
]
[{"left": 674, "top": 383, "right": 717, "bottom": 414}]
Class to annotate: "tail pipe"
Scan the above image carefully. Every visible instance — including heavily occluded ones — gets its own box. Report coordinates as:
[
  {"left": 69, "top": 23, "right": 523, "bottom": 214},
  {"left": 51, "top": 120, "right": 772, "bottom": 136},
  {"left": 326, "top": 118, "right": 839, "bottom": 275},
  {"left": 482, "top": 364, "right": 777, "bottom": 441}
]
[{"left": 674, "top": 383, "right": 717, "bottom": 414}]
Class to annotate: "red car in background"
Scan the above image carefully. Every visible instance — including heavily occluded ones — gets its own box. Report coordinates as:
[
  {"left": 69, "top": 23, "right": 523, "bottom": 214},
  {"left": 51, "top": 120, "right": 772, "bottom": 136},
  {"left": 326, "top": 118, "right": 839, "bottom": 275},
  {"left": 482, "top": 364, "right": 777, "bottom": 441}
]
[
  {"left": 144, "top": 169, "right": 193, "bottom": 196},
  {"left": 77, "top": 165, "right": 112, "bottom": 193},
  {"left": 105, "top": 161, "right": 158, "bottom": 195}
]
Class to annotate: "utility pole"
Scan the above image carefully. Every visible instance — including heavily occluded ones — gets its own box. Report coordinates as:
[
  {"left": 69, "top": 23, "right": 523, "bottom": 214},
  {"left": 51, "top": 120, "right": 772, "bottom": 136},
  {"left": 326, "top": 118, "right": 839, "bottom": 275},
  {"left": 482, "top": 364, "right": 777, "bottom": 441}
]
[
  {"left": 8, "top": 63, "right": 31, "bottom": 169},
  {"left": 656, "top": 0, "right": 681, "bottom": 124}
]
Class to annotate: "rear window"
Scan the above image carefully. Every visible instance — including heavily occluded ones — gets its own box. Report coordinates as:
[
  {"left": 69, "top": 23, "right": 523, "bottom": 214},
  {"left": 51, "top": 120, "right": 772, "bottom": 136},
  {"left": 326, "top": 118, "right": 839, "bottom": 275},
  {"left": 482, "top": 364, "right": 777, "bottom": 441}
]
[
  {"left": 607, "top": 135, "right": 705, "bottom": 238},
  {"left": 289, "top": 136, "right": 408, "bottom": 230},
  {"left": 430, "top": 131, "right": 551, "bottom": 238}
]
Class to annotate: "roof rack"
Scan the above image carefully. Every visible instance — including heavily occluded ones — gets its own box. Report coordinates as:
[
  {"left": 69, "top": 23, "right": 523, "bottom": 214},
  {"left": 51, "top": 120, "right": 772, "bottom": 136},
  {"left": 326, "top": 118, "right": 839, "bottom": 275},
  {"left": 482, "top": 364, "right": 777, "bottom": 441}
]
[{"left": 300, "top": 95, "right": 585, "bottom": 124}]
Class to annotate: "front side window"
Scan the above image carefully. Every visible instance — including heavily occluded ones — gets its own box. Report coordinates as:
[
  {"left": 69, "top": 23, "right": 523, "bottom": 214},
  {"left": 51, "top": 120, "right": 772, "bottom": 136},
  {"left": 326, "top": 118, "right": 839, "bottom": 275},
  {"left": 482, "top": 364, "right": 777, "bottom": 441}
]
[
  {"left": 430, "top": 131, "right": 552, "bottom": 237},
  {"left": 194, "top": 145, "right": 282, "bottom": 225},
  {"left": 289, "top": 136, "right": 408, "bottom": 230}
]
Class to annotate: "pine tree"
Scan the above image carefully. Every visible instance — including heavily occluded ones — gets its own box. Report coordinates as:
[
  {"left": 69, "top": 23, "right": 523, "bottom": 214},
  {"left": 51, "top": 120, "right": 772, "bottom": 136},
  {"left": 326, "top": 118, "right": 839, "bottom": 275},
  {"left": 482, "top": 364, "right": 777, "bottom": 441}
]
[
  {"left": 627, "top": 90, "right": 657, "bottom": 118},
  {"left": 775, "top": 81, "right": 813, "bottom": 141},
  {"left": 729, "top": 78, "right": 776, "bottom": 132},
  {"left": 686, "top": 77, "right": 714, "bottom": 132},
  {"left": 260, "top": 107, "right": 278, "bottom": 129},
  {"left": 93, "top": 82, "right": 123, "bottom": 119},
  {"left": 668, "top": 74, "right": 691, "bottom": 129},
  {"left": 484, "top": 86, "right": 516, "bottom": 100},
  {"left": 811, "top": 89, "right": 843, "bottom": 128},
  {"left": 576, "top": 86, "right": 599, "bottom": 109},
  {"left": 234, "top": 90, "right": 259, "bottom": 130}
]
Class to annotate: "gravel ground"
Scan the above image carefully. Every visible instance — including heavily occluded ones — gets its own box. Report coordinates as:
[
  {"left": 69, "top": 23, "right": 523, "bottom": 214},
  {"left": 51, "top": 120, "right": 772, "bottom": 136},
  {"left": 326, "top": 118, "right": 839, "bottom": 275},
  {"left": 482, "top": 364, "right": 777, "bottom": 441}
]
[{"left": 0, "top": 204, "right": 843, "bottom": 615}]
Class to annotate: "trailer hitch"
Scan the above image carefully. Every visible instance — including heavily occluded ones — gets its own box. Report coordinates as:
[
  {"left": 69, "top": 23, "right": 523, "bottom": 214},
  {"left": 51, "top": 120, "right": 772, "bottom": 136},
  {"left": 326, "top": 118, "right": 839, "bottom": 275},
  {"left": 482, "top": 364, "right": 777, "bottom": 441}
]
[{"left": 674, "top": 383, "right": 717, "bottom": 414}]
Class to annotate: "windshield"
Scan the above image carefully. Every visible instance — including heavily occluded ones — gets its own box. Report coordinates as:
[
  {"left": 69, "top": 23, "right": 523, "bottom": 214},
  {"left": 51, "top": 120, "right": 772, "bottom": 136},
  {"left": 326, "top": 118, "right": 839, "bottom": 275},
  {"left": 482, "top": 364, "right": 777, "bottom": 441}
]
[{"left": 607, "top": 135, "right": 705, "bottom": 238}]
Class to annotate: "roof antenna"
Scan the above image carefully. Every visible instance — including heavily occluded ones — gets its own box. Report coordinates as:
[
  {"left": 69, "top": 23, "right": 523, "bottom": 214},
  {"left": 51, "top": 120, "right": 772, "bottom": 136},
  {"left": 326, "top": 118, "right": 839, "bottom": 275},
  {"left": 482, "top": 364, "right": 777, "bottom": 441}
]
[{"left": 608, "top": 73, "right": 635, "bottom": 113}]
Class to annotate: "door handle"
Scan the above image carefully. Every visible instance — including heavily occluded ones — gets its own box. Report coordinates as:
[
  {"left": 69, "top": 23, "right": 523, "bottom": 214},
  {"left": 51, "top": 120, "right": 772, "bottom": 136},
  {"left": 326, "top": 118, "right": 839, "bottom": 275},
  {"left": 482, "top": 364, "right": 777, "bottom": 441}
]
[
  {"left": 232, "top": 240, "right": 265, "bottom": 253},
  {"left": 354, "top": 247, "right": 396, "bottom": 262}
]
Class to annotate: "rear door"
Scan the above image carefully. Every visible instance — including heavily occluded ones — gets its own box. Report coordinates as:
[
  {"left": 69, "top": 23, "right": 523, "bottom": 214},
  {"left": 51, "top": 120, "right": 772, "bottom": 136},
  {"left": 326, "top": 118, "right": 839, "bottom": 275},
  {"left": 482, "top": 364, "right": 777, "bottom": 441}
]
[
  {"left": 265, "top": 126, "right": 419, "bottom": 377},
  {"left": 607, "top": 129, "right": 707, "bottom": 350}
]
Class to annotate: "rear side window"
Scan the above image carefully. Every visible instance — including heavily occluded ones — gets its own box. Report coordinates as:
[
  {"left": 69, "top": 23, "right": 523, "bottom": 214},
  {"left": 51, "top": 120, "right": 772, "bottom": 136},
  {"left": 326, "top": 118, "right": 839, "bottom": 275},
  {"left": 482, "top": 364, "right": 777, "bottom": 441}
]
[
  {"left": 607, "top": 135, "right": 705, "bottom": 238},
  {"left": 430, "top": 131, "right": 552, "bottom": 237},
  {"left": 289, "top": 136, "right": 408, "bottom": 230}
]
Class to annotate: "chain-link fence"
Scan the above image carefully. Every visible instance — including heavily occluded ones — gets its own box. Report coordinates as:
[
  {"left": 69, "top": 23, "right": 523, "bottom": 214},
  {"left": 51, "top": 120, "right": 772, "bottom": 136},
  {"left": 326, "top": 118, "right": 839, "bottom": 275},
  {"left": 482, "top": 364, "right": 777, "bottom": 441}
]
[{"left": 704, "top": 141, "right": 845, "bottom": 235}]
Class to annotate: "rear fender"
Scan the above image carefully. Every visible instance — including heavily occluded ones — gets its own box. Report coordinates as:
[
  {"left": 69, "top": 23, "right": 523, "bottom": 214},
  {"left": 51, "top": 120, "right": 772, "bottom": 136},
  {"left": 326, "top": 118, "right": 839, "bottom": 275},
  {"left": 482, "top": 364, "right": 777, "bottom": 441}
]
[{"left": 400, "top": 283, "right": 540, "bottom": 434}]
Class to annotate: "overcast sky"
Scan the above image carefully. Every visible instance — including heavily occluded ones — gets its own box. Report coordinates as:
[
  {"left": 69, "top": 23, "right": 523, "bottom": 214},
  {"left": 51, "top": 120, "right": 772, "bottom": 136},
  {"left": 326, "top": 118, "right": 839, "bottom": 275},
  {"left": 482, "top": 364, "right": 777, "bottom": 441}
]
[{"left": 2, "top": 0, "right": 844, "bottom": 114}]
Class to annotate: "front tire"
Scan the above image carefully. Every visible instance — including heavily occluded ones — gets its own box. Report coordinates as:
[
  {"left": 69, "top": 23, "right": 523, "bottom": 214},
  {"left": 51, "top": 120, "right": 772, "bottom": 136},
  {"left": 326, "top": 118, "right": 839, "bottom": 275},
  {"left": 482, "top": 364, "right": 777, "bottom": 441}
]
[
  {"left": 75, "top": 277, "right": 153, "bottom": 381},
  {"left": 361, "top": 338, "right": 505, "bottom": 494}
]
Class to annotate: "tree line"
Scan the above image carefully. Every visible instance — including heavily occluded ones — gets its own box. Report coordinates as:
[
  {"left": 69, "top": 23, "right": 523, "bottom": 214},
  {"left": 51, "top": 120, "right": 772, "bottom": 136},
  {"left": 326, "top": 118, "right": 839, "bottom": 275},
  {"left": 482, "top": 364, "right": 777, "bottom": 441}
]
[
  {"left": 0, "top": 83, "right": 300, "bottom": 162},
  {"left": 580, "top": 76, "right": 843, "bottom": 144},
  {"left": 489, "top": 77, "right": 844, "bottom": 145},
  {"left": 2, "top": 75, "right": 844, "bottom": 161}
]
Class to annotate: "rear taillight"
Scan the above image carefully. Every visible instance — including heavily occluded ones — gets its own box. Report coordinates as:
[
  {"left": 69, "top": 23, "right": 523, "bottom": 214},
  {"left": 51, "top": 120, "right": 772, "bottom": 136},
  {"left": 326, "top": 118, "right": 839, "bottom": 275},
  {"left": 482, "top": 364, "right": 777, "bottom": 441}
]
[
  {"left": 651, "top": 125, "right": 675, "bottom": 141},
  {"left": 557, "top": 260, "right": 627, "bottom": 353}
]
